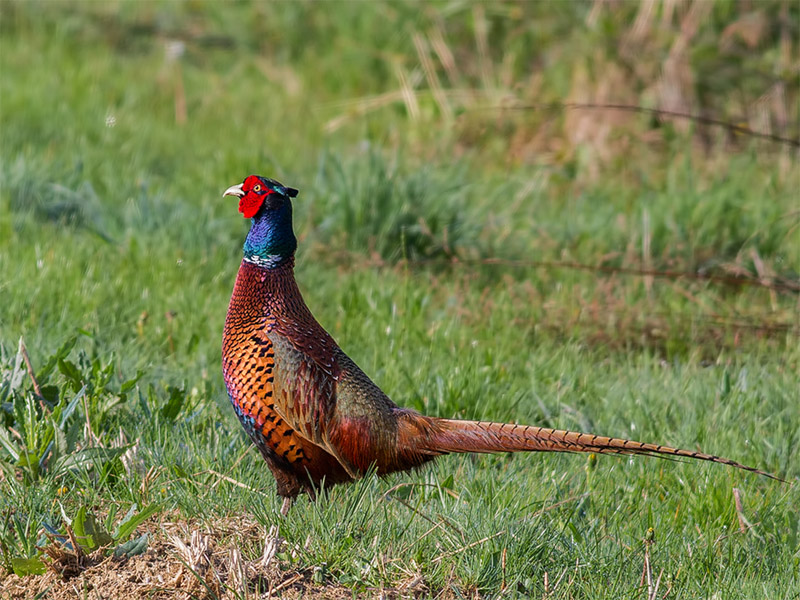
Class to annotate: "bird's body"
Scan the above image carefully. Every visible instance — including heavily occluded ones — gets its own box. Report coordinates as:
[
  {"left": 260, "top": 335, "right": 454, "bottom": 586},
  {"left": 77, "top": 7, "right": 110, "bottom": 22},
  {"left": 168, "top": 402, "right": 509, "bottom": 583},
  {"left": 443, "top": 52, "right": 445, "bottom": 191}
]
[{"left": 221, "top": 175, "right": 778, "bottom": 509}]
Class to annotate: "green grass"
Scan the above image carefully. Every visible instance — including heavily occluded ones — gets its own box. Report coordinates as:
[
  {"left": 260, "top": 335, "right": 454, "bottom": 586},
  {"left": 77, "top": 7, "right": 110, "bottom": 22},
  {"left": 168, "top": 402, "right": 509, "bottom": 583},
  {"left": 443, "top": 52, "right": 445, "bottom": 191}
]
[{"left": 1, "top": 1, "right": 798, "bottom": 598}]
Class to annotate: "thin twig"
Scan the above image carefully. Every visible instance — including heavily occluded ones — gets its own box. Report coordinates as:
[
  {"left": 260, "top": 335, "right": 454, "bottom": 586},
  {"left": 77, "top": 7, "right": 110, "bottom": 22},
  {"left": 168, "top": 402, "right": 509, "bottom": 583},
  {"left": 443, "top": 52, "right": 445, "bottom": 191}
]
[
  {"left": 500, "top": 546, "right": 507, "bottom": 592},
  {"left": 209, "top": 445, "right": 254, "bottom": 490},
  {"left": 432, "top": 531, "right": 505, "bottom": 563},
  {"left": 202, "top": 469, "right": 267, "bottom": 495},
  {"left": 18, "top": 340, "right": 42, "bottom": 397},
  {"left": 650, "top": 568, "right": 663, "bottom": 600},
  {"left": 391, "top": 496, "right": 438, "bottom": 528},
  {"left": 64, "top": 521, "right": 85, "bottom": 562},
  {"left": 528, "top": 493, "right": 591, "bottom": 520},
  {"left": 325, "top": 248, "right": 800, "bottom": 294},
  {"left": 82, "top": 391, "right": 96, "bottom": 447},
  {"left": 551, "top": 565, "right": 569, "bottom": 594},
  {"left": 380, "top": 481, "right": 459, "bottom": 501},
  {"left": 412, "top": 257, "right": 800, "bottom": 293},
  {"left": 413, "top": 32, "right": 453, "bottom": 121},
  {"left": 270, "top": 572, "right": 303, "bottom": 594},
  {"left": 19, "top": 339, "right": 48, "bottom": 414},
  {"left": 496, "top": 102, "right": 800, "bottom": 148},
  {"left": 732, "top": 487, "right": 750, "bottom": 534},
  {"left": 398, "top": 521, "right": 445, "bottom": 555}
]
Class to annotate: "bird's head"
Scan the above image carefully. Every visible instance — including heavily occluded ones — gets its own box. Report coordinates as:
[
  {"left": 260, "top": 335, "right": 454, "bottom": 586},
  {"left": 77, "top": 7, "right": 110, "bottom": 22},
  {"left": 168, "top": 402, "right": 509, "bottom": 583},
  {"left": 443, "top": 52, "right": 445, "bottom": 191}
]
[
  {"left": 223, "top": 175, "right": 300, "bottom": 268},
  {"left": 223, "top": 175, "right": 299, "bottom": 219}
]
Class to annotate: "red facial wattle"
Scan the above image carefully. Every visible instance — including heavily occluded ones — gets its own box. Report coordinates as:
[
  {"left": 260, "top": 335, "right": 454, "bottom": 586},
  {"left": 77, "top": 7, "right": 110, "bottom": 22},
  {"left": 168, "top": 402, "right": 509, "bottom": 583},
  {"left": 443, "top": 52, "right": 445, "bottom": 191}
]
[{"left": 239, "top": 189, "right": 274, "bottom": 218}]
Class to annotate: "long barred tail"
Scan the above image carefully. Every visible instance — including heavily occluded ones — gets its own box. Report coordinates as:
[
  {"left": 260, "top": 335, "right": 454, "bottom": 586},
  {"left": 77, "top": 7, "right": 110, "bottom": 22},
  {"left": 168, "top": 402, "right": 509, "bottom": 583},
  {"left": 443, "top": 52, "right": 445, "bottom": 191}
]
[{"left": 421, "top": 418, "right": 782, "bottom": 481}]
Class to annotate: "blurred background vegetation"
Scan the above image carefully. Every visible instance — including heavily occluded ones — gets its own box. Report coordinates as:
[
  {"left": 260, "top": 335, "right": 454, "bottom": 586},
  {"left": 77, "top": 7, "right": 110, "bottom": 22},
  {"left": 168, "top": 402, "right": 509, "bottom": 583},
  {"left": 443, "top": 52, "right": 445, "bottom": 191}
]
[
  {"left": 2, "top": 0, "right": 797, "bottom": 365},
  {"left": 0, "top": 1, "right": 799, "bottom": 595}
]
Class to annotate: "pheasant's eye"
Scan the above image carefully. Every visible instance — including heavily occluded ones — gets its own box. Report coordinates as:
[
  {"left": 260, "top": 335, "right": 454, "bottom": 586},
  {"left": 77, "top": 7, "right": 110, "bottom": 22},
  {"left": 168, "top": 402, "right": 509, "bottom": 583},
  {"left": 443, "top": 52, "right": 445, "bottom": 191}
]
[{"left": 253, "top": 184, "right": 262, "bottom": 192}]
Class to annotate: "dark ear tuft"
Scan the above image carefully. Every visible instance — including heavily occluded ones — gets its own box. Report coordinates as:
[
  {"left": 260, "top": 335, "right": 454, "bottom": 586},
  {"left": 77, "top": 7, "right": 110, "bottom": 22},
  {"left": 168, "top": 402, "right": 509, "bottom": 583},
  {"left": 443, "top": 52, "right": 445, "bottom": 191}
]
[{"left": 286, "top": 187, "right": 299, "bottom": 198}]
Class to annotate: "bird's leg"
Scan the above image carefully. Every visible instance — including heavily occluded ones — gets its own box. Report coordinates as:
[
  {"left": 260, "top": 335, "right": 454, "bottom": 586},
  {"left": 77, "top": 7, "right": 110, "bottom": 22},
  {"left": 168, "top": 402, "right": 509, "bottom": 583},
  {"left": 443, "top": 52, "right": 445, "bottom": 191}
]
[{"left": 280, "top": 497, "right": 293, "bottom": 517}]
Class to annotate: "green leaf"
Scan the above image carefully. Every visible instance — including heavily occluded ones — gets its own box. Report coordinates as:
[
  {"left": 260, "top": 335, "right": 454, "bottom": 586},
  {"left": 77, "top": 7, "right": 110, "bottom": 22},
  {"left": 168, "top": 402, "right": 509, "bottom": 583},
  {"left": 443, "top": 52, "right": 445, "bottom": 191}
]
[
  {"left": 104, "top": 504, "right": 119, "bottom": 532},
  {"left": 58, "top": 384, "right": 86, "bottom": 429},
  {"left": 113, "top": 503, "right": 160, "bottom": 542},
  {"left": 50, "top": 416, "right": 67, "bottom": 461},
  {"left": 72, "top": 506, "right": 113, "bottom": 551},
  {"left": 10, "top": 339, "right": 26, "bottom": 392},
  {"left": 159, "top": 385, "right": 185, "bottom": 422},
  {"left": 0, "top": 426, "right": 20, "bottom": 461},
  {"left": 15, "top": 450, "right": 39, "bottom": 468},
  {"left": 36, "top": 336, "right": 78, "bottom": 382},
  {"left": 71, "top": 506, "right": 88, "bottom": 545},
  {"left": 113, "top": 533, "right": 149, "bottom": 558},
  {"left": 83, "top": 512, "right": 114, "bottom": 549},
  {"left": 57, "top": 358, "right": 83, "bottom": 388},
  {"left": 11, "top": 556, "right": 47, "bottom": 576},
  {"left": 39, "top": 384, "right": 59, "bottom": 404},
  {"left": 114, "top": 503, "right": 138, "bottom": 536},
  {"left": 0, "top": 459, "right": 17, "bottom": 483},
  {"left": 186, "top": 333, "right": 199, "bottom": 354},
  {"left": 51, "top": 446, "right": 129, "bottom": 475},
  {"left": 120, "top": 371, "right": 143, "bottom": 394},
  {"left": 720, "top": 369, "right": 732, "bottom": 398}
]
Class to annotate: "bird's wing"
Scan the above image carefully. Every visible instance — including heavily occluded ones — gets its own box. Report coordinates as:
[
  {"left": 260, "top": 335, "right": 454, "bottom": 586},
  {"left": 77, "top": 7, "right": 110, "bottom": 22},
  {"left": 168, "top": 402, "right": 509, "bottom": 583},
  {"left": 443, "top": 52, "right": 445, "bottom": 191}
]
[
  {"left": 265, "top": 314, "right": 406, "bottom": 478},
  {"left": 265, "top": 317, "right": 365, "bottom": 478}
]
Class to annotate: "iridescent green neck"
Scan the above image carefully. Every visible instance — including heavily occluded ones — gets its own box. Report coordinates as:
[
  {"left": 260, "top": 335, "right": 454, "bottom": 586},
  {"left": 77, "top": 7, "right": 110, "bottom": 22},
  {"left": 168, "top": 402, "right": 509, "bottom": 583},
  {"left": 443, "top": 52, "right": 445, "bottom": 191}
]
[{"left": 243, "top": 203, "right": 297, "bottom": 269}]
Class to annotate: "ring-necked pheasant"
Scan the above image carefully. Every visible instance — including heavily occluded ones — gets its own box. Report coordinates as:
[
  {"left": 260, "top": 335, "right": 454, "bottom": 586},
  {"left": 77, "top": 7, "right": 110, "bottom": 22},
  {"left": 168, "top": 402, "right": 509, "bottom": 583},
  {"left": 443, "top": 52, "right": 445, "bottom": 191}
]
[{"left": 222, "top": 175, "right": 779, "bottom": 515}]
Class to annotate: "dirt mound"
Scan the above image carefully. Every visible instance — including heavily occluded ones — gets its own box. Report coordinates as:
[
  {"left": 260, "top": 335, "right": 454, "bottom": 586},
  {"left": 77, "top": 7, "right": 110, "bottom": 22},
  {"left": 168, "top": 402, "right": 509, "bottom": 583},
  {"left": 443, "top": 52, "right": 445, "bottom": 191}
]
[{"left": 1, "top": 520, "right": 382, "bottom": 600}]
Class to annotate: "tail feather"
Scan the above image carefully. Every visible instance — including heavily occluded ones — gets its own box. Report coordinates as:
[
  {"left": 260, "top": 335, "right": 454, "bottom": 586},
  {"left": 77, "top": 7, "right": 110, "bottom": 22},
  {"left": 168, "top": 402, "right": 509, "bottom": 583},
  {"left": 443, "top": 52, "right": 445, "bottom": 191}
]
[{"left": 416, "top": 417, "right": 781, "bottom": 481}]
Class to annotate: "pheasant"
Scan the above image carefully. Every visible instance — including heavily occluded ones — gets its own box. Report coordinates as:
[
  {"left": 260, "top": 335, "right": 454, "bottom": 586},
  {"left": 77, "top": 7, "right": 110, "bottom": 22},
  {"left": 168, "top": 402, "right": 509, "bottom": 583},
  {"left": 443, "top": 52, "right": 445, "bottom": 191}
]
[{"left": 222, "top": 175, "right": 779, "bottom": 515}]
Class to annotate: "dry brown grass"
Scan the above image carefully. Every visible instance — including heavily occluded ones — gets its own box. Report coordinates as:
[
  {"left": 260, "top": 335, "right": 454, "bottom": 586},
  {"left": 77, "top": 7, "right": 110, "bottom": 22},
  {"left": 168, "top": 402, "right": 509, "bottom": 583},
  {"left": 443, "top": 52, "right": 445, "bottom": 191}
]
[{"left": 1, "top": 517, "right": 403, "bottom": 600}]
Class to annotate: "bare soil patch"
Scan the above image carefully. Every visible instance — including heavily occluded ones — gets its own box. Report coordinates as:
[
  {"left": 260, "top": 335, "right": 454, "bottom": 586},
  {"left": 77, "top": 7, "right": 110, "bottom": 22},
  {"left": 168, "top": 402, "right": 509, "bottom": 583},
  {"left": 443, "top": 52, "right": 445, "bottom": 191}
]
[{"left": 1, "top": 517, "right": 425, "bottom": 600}]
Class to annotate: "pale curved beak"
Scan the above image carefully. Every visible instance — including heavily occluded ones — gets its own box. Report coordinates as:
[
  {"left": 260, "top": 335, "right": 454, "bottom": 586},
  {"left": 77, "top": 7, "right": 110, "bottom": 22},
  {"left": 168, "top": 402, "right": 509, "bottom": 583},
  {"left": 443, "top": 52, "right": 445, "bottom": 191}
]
[{"left": 222, "top": 183, "right": 244, "bottom": 198}]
